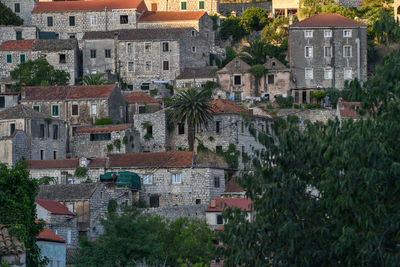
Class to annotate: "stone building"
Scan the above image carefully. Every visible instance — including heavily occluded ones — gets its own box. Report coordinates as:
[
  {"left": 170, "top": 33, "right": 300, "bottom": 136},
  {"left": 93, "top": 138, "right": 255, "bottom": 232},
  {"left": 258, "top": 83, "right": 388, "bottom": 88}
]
[
  {"left": 37, "top": 183, "right": 133, "bottom": 239},
  {"left": 20, "top": 84, "right": 126, "bottom": 148},
  {"left": 0, "top": 39, "right": 79, "bottom": 85},
  {"left": 143, "top": 0, "right": 219, "bottom": 14},
  {"left": 261, "top": 56, "right": 290, "bottom": 101},
  {"left": 0, "top": 130, "right": 28, "bottom": 167},
  {"left": 124, "top": 92, "right": 161, "bottom": 123},
  {"left": 36, "top": 228, "right": 67, "bottom": 267},
  {"left": 289, "top": 14, "right": 367, "bottom": 104},
  {"left": 175, "top": 66, "right": 216, "bottom": 89},
  {"left": 83, "top": 28, "right": 209, "bottom": 91},
  {"left": 31, "top": 0, "right": 148, "bottom": 41},
  {"left": 0, "top": 26, "right": 38, "bottom": 45},
  {"left": 0, "top": 0, "right": 36, "bottom": 26},
  {"left": 36, "top": 199, "right": 79, "bottom": 248},
  {"left": 0, "top": 105, "right": 68, "bottom": 164},
  {"left": 73, "top": 124, "right": 140, "bottom": 158},
  {"left": 0, "top": 92, "right": 19, "bottom": 111},
  {"left": 107, "top": 152, "right": 226, "bottom": 207}
]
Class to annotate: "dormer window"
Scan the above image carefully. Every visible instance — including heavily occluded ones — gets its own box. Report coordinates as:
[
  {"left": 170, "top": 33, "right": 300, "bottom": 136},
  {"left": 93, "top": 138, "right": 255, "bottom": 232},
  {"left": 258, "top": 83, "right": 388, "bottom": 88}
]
[
  {"left": 235, "top": 60, "right": 240, "bottom": 67},
  {"left": 272, "top": 61, "right": 276, "bottom": 67}
]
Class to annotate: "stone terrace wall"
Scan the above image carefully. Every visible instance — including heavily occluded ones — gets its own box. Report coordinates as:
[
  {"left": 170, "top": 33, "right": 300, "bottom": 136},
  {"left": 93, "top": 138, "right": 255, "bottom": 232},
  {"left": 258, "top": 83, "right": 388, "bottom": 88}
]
[
  {"left": 142, "top": 204, "right": 207, "bottom": 221},
  {"left": 218, "top": 1, "right": 272, "bottom": 16},
  {"left": 273, "top": 108, "right": 337, "bottom": 129}
]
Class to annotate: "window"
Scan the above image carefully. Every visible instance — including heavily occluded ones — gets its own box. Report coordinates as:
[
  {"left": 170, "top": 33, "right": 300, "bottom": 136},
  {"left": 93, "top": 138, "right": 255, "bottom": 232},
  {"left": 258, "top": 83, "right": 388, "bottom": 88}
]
[
  {"left": 344, "top": 68, "right": 352, "bottom": 80},
  {"left": 120, "top": 15, "right": 128, "bottom": 24},
  {"left": 53, "top": 151, "right": 57, "bottom": 159},
  {"left": 71, "top": 104, "right": 78, "bottom": 116},
  {"left": 33, "top": 105, "right": 40, "bottom": 112},
  {"left": 267, "top": 74, "right": 274, "bottom": 84},
  {"left": 120, "top": 106, "right": 123, "bottom": 118},
  {"left": 20, "top": 54, "right": 25, "bottom": 63},
  {"left": 90, "top": 133, "right": 111, "bottom": 141},
  {"left": 39, "top": 124, "right": 44, "bottom": 138},
  {"left": 52, "top": 105, "right": 59, "bottom": 117},
  {"left": 163, "top": 61, "right": 169, "bottom": 71},
  {"left": 302, "top": 91, "right": 307, "bottom": 104},
  {"left": 343, "top": 30, "right": 352, "bottom": 37},
  {"left": 91, "top": 15, "right": 97, "bottom": 26},
  {"left": 191, "top": 30, "right": 196, "bottom": 37},
  {"left": 105, "top": 49, "right": 111, "bottom": 58},
  {"left": 67, "top": 230, "right": 71, "bottom": 244},
  {"left": 138, "top": 106, "right": 146, "bottom": 113},
  {"left": 216, "top": 146, "right": 222, "bottom": 153},
  {"left": 235, "top": 60, "right": 240, "bottom": 67},
  {"left": 305, "top": 46, "right": 313, "bottom": 58},
  {"left": 199, "top": 0, "right": 205, "bottom": 9},
  {"left": 6, "top": 54, "right": 12, "bottom": 63},
  {"left": 40, "top": 150, "right": 44, "bottom": 160},
  {"left": 91, "top": 104, "right": 97, "bottom": 115},
  {"left": 305, "top": 68, "right": 313, "bottom": 80},
  {"left": 127, "top": 43, "right": 133, "bottom": 54},
  {"left": 234, "top": 75, "right": 241, "bottom": 85},
  {"left": 324, "top": 46, "right": 332, "bottom": 57},
  {"left": 343, "top": 45, "right": 352, "bottom": 57},
  {"left": 128, "top": 84, "right": 134, "bottom": 90},
  {"left": 178, "top": 123, "right": 185, "bottom": 135},
  {"left": 196, "top": 199, "right": 201, "bottom": 204},
  {"left": 149, "top": 196, "right": 159, "bottom": 207},
  {"left": 144, "top": 43, "right": 151, "bottom": 52},
  {"left": 162, "top": 42, "right": 169, "bottom": 52},
  {"left": 217, "top": 214, "right": 223, "bottom": 225},
  {"left": 69, "top": 34, "right": 76, "bottom": 39},
  {"left": 324, "top": 68, "right": 333, "bottom": 80},
  {"left": 191, "top": 46, "right": 196, "bottom": 53},
  {"left": 141, "top": 83, "right": 150, "bottom": 90},
  {"left": 143, "top": 174, "right": 153, "bottom": 185},
  {"left": 215, "top": 121, "right": 221, "bottom": 133},
  {"left": 47, "top": 16, "right": 53, "bottom": 27},
  {"left": 181, "top": 1, "right": 187, "bottom": 10},
  {"left": 10, "top": 123, "right": 15, "bottom": 135},
  {"left": 128, "top": 61, "right": 134, "bottom": 72},
  {"left": 59, "top": 54, "right": 66, "bottom": 64},
  {"left": 69, "top": 16, "right": 75, "bottom": 26},
  {"left": 172, "top": 173, "right": 181, "bottom": 184},
  {"left": 53, "top": 125, "right": 58, "bottom": 140},
  {"left": 0, "top": 96, "right": 4, "bottom": 108},
  {"left": 151, "top": 3, "right": 157, "bottom": 11},
  {"left": 16, "top": 31, "right": 22, "bottom": 40},
  {"left": 304, "top": 30, "right": 313, "bottom": 38},
  {"left": 241, "top": 121, "right": 244, "bottom": 133},
  {"left": 214, "top": 177, "right": 220, "bottom": 188},
  {"left": 90, "top": 49, "right": 96, "bottom": 58},
  {"left": 147, "top": 125, "right": 153, "bottom": 135},
  {"left": 145, "top": 61, "right": 151, "bottom": 71},
  {"left": 14, "top": 3, "right": 20, "bottom": 13},
  {"left": 324, "top": 30, "right": 332, "bottom": 38}
]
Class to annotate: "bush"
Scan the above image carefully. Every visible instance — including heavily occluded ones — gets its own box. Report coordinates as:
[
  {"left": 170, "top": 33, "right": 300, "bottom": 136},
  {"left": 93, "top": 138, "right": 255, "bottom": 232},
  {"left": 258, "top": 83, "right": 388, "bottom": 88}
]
[
  {"left": 107, "top": 144, "right": 113, "bottom": 152},
  {"left": 75, "top": 166, "right": 88, "bottom": 177},
  {"left": 150, "top": 89, "right": 158, "bottom": 96},
  {"left": 94, "top": 117, "right": 113, "bottom": 125},
  {"left": 275, "top": 95, "right": 294, "bottom": 108},
  {"left": 240, "top": 7, "right": 269, "bottom": 33},
  {"left": 311, "top": 91, "right": 327, "bottom": 100},
  {"left": 220, "top": 16, "right": 246, "bottom": 42},
  {"left": 113, "top": 139, "right": 121, "bottom": 151},
  {"left": 325, "top": 88, "right": 341, "bottom": 107},
  {"left": 305, "top": 103, "right": 321, "bottom": 109}
]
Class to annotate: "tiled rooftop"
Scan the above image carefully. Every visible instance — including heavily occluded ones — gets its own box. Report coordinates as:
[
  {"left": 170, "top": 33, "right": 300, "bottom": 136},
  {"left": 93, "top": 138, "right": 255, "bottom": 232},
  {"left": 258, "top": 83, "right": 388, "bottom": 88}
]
[
  {"left": 290, "top": 13, "right": 365, "bottom": 28},
  {"left": 36, "top": 199, "right": 74, "bottom": 216},
  {"left": 206, "top": 198, "right": 252, "bottom": 212}
]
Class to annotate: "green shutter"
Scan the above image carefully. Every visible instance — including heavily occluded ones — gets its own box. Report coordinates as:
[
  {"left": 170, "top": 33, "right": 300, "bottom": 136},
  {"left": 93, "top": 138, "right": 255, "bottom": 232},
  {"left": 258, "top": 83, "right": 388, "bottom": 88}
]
[
  {"left": 20, "top": 54, "right": 25, "bottom": 63},
  {"left": 181, "top": 1, "right": 187, "bottom": 10},
  {"left": 52, "top": 105, "right": 59, "bottom": 116},
  {"left": 199, "top": 1, "right": 204, "bottom": 9},
  {"left": 6, "top": 55, "right": 12, "bottom": 63}
]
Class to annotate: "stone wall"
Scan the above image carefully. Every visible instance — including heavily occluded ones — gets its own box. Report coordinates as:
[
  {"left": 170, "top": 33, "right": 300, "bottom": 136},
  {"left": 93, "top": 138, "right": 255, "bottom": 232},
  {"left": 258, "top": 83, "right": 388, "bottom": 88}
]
[
  {"left": 142, "top": 204, "right": 207, "bottom": 221},
  {"left": 0, "top": 50, "right": 35, "bottom": 79},
  {"left": 0, "top": 26, "right": 37, "bottom": 45},
  {"left": 218, "top": 1, "right": 272, "bottom": 16},
  {"left": 29, "top": 167, "right": 106, "bottom": 184},
  {"left": 273, "top": 108, "right": 337, "bottom": 129},
  {"left": 216, "top": 71, "right": 253, "bottom": 100},
  {"left": 0, "top": 130, "right": 28, "bottom": 166},
  {"left": 0, "top": 94, "right": 19, "bottom": 110},
  {"left": 260, "top": 70, "right": 291, "bottom": 100},
  {"left": 48, "top": 214, "right": 79, "bottom": 248},
  {"left": 83, "top": 39, "right": 116, "bottom": 75},
  {"left": 126, "top": 102, "right": 161, "bottom": 123},
  {"left": 144, "top": 0, "right": 219, "bottom": 14},
  {"left": 1, "top": 0, "right": 36, "bottom": 26}
]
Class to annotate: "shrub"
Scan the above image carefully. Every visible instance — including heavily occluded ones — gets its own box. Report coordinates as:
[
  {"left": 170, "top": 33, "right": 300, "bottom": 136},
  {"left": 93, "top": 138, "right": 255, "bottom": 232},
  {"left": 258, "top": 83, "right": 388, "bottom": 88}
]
[
  {"left": 123, "top": 136, "right": 129, "bottom": 145},
  {"left": 75, "top": 166, "right": 88, "bottom": 177},
  {"left": 275, "top": 95, "right": 294, "bottom": 108},
  {"left": 94, "top": 117, "right": 113, "bottom": 125},
  {"left": 114, "top": 139, "right": 121, "bottom": 151},
  {"left": 107, "top": 144, "right": 113, "bottom": 152}
]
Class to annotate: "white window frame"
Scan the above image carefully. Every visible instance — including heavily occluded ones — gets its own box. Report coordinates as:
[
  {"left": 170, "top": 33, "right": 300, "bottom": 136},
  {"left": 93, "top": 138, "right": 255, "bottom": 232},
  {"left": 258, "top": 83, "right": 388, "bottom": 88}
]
[
  {"left": 67, "top": 230, "right": 71, "bottom": 244},
  {"left": 324, "top": 68, "right": 333, "bottom": 80},
  {"left": 343, "top": 29, "right": 352, "bottom": 37},
  {"left": 119, "top": 106, "right": 123, "bottom": 118},
  {"left": 144, "top": 42, "right": 151, "bottom": 53},
  {"left": 127, "top": 43, "right": 133, "bottom": 54},
  {"left": 32, "top": 105, "right": 41, "bottom": 112},
  {"left": 143, "top": 174, "right": 153, "bottom": 185},
  {"left": 324, "top": 30, "right": 332, "bottom": 38},
  {"left": 305, "top": 68, "right": 313, "bottom": 80},
  {"left": 343, "top": 45, "right": 352, "bottom": 57},
  {"left": 171, "top": 173, "right": 181, "bottom": 184},
  {"left": 305, "top": 46, "right": 313, "bottom": 58},
  {"left": 344, "top": 68, "right": 352, "bottom": 80},
  {"left": 90, "top": 103, "right": 97, "bottom": 116},
  {"left": 90, "top": 15, "right": 98, "bottom": 26},
  {"left": 145, "top": 61, "right": 151, "bottom": 71},
  {"left": 127, "top": 61, "right": 134, "bottom": 72},
  {"left": 324, "top": 46, "right": 332, "bottom": 57},
  {"left": 304, "top": 30, "right": 313, "bottom": 38},
  {"left": 51, "top": 104, "right": 59, "bottom": 117}
]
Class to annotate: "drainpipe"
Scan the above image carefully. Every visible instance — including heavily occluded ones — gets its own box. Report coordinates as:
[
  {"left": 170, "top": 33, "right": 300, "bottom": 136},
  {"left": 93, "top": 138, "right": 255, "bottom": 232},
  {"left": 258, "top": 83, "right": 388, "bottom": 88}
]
[
  {"left": 105, "top": 7, "right": 108, "bottom": 31},
  {"left": 355, "top": 37, "right": 361, "bottom": 81}
]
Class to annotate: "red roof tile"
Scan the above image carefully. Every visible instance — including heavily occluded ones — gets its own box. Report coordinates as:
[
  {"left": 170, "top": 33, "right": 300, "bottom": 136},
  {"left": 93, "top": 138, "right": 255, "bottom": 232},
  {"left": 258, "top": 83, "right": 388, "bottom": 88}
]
[
  {"left": 291, "top": 14, "right": 365, "bottom": 28},
  {"left": 0, "top": 40, "right": 34, "bottom": 50},
  {"left": 28, "top": 159, "right": 79, "bottom": 169},
  {"left": 68, "top": 84, "right": 115, "bottom": 100},
  {"left": 224, "top": 177, "right": 244, "bottom": 193},
  {"left": 37, "top": 228, "right": 65, "bottom": 243},
  {"left": 124, "top": 92, "right": 158, "bottom": 103},
  {"left": 211, "top": 99, "right": 248, "bottom": 114},
  {"left": 76, "top": 125, "right": 131, "bottom": 133},
  {"left": 36, "top": 199, "right": 74, "bottom": 215},
  {"left": 88, "top": 158, "right": 107, "bottom": 168},
  {"left": 108, "top": 152, "right": 193, "bottom": 168},
  {"left": 139, "top": 11, "right": 206, "bottom": 22},
  {"left": 206, "top": 198, "right": 252, "bottom": 212},
  {"left": 33, "top": 0, "right": 145, "bottom": 12},
  {"left": 338, "top": 101, "right": 362, "bottom": 119}
]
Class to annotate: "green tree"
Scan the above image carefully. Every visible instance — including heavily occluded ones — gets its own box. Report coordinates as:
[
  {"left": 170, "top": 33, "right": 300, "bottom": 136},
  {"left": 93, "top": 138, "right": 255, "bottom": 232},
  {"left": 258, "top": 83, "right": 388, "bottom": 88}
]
[
  {"left": 239, "top": 7, "right": 269, "bottom": 33},
  {"left": 299, "top": 0, "right": 335, "bottom": 18},
  {"left": 261, "top": 16, "right": 290, "bottom": 45},
  {"left": 248, "top": 64, "right": 266, "bottom": 97},
  {"left": 220, "top": 16, "right": 246, "bottom": 42},
  {"left": 240, "top": 39, "right": 268, "bottom": 65},
  {"left": 320, "top": 3, "right": 358, "bottom": 19},
  {"left": 373, "top": 11, "right": 400, "bottom": 46},
  {"left": 11, "top": 58, "right": 70, "bottom": 89},
  {"left": 221, "top": 46, "right": 236, "bottom": 67},
  {"left": 0, "top": 2, "right": 23, "bottom": 25},
  {"left": 79, "top": 73, "right": 113, "bottom": 85},
  {"left": 357, "top": 0, "right": 394, "bottom": 25},
  {"left": 0, "top": 161, "right": 47, "bottom": 266},
  {"left": 265, "top": 39, "right": 289, "bottom": 66},
  {"left": 168, "top": 88, "right": 214, "bottom": 151}
]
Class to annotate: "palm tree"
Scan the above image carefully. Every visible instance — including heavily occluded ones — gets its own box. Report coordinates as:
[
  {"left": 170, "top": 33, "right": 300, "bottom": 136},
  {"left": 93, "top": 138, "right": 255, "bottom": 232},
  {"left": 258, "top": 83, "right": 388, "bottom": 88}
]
[
  {"left": 80, "top": 73, "right": 113, "bottom": 85},
  {"left": 168, "top": 88, "right": 214, "bottom": 152},
  {"left": 239, "top": 39, "right": 268, "bottom": 65}
]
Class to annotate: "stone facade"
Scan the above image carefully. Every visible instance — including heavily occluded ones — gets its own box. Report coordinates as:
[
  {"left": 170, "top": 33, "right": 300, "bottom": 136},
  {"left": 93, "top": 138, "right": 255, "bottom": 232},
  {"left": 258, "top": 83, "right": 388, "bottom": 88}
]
[
  {"left": 0, "top": 130, "right": 28, "bottom": 167},
  {"left": 289, "top": 14, "right": 367, "bottom": 104},
  {"left": 143, "top": 0, "right": 219, "bottom": 14},
  {"left": 0, "top": 26, "right": 38, "bottom": 45},
  {"left": 1, "top": 0, "right": 36, "bottom": 26},
  {"left": 260, "top": 57, "right": 290, "bottom": 101},
  {"left": 0, "top": 92, "right": 19, "bottom": 110},
  {"left": 37, "top": 240, "right": 66, "bottom": 267},
  {"left": 0, "top": 46, "right": 34, "bottom": 79},
  {"left": 142, "top": 204, "right": 207, "bottom": 221}
]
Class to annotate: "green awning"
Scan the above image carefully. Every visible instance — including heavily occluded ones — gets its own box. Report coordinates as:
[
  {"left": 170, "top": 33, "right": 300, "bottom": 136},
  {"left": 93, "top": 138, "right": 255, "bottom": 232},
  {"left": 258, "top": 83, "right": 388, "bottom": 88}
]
[{"left": 100, "top": 172, "right": 141, "bottom": 190}]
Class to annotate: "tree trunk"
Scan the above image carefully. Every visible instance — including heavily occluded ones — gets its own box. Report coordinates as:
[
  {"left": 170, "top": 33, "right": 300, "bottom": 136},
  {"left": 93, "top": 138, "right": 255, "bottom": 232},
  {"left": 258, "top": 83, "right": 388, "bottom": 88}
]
[{"left": 188, "top": 123, "right": 195, "bottom": 152}]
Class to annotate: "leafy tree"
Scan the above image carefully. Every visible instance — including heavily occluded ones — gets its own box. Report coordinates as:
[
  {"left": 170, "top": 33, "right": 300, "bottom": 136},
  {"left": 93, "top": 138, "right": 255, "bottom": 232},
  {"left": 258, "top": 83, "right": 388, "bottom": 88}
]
[
  {"left": 79, "top": 73, "right": 113, "bottom": 85},
  {"left": 220, "top": 16, "right": 246, "bottom": 42},
  {"left": 239, "top": 7, "right": 269, "bottom": 33},
  {"left": 320, "top": 3, "right": 358, "bottom": 19},
  {"left": 11, "top": 58, "right": 70, "bottom": 88},
  {"left": 248, "top": 64, "right": 266, "bottom": 96},
  {"left": 240, "top": 39, "right": 268, "bottom": 65},
  {"left": 261, "top": 16, "right": 290, "bottom": 45},
  {"left": 265, "top": 39, "right": 289, "bottom": 66},
  {"left": 0, "top": 2, "right": 23, "bottom": 25},
  {"left": 299, "top": 0, "right": 335, "bottom": 18},
  {"left": 168, "top": 88, "right": 214, "bottom": 151},
  {"left": 357, "top": 0, "right": 394, "bottom": 25},
  {"left": 373, "top": 11, "right": 400, "bottom": 46},
  {"left": 94, "top": 117, "right": 113, "bottom": 125},
  {"left": 0, "top": 161, "right": 47, "bottom": 266},
  {"left": 221, "top": 46, "right": 236, "bottom": 67},
  {"left": 325, "top": 87, "right": 340, "bottom": 107}
]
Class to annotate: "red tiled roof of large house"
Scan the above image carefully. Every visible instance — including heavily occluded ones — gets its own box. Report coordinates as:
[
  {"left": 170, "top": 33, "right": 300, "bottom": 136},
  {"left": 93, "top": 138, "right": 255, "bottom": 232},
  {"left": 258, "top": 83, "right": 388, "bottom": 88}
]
[
  {"left": 68, "top": 84, "right": 115, "bottom": 100},
  {"left": 36, "top": 199, "right": 74, "bottom": 216},
  {"left": 206, "top": 198, "right": 252, "bottom": 212},
  {"left": 75, "top": 125, "right": 131, "bottom": 133},
  {"left": 291, "top": 14, "right": 365, "bottom": 28},
  {"left": 37, "top": 228, "right": 65, "bottom": 243},
  {"left": 33, "top": 0, "right": 145, "bottom": 12},
  {"left": 88, "top": 158, "right": 108, "bottom": 168},
  {"left": 108, "top": 152, "right": 193, "bottom": 168},
  {"left": 124, "top": 92, "right": 158, "bottom": 103},
  {"left": 0, "top": 40, "right": 35, "bottom": 50},
  {"left": 224, "top": 177, "right": 245, "bottom": 193},
  {"left": 211, "top": 99, "right": 248, "bottom": 114},
  {"left": 139, "top": 11, "right": 206, "bottom": 22}
]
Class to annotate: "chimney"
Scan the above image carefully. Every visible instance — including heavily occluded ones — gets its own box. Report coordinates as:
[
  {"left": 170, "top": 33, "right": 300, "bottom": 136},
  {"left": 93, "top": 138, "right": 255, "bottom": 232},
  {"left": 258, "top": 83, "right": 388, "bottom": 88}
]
[{"left": 210, "top": 199, "right": 216, "bottom": 208}]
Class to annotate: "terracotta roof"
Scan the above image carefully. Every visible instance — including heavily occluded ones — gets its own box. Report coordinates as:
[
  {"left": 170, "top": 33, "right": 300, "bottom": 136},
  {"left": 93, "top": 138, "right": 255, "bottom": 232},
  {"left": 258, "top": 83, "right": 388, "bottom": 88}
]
[
  {"left": 176, "top": 66, "right": 216, "bottom": 80},
  {"left": 264, "top": 56, "right": 289, "bottom": 71},
  {"left": 224, "top": 177, "right": 245, "bottom": 193},
  {"left": 139, "top": 11, "right": 206, "bottom": 22},
  {"left": 75, "top": 125, "right": 131, "bottom": 133},
  {"left": 37, "top": 228, "right": 65, "bottom": 243},
  {"left": 338, "top": 101, "right": 362, "bottom": 119},
  {"left": 211, "top": 99, "right": 248, "bottom": 114},
  {"left": 36, "top": 199, "right": 74, "bottom": 215},
  {"left": 0, "top": 40, "right": 34, "bottom": 50},
  {"left": 0, "top": 224, "right": 25, "bottom": 255},
  {"left": 37, "top": 184, "right": 100, "bottom": 201},
  {"left": 28, "top": 159, "right": 79, "bottom": 169},
  {"left": 0, "top": 92, "right": 19, "bottom": 95},
  {"left": 108, "top": 152, "right": 193, "bottom": 168},
  {"left": 68, "top": 84, "right": 115, "bottom": 100},
  {"left": 0, "top": 105, "right": 48, "bottom": 120},
  {"left": 217, "top": 57, "right": 250, "bottom": 73},
  {"left": 124, "top": 92, "right": 158, "bottom": 103},
  {"left": 33, "top": 0, "right": 145, "bottom": 12},
  {"left": 88, "top": 158, "right": 107, "bottom": 168},
  {"left": 290, "top": 14, "right": 365, "bottom": 28},
  {"left": 206, "top": 198, "right": 252, "bottom": 212}
]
